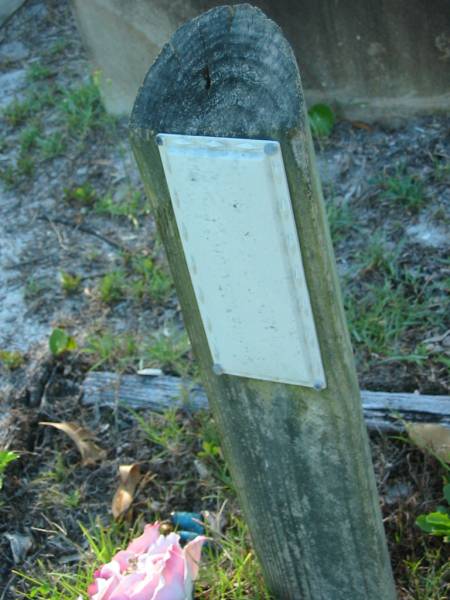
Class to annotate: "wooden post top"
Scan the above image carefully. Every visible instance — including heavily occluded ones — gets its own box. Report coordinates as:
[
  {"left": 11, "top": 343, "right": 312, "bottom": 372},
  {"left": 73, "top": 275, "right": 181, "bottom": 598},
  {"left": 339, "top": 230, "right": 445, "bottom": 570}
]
[{"left": 130, "top": 4, "right": 303, "bottom": 140}]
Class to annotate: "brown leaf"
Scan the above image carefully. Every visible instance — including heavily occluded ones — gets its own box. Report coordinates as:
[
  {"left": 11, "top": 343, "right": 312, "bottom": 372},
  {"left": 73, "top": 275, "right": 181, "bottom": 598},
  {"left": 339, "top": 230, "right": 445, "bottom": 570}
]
[
  {"left": 39, "top": 421, "right": 106, "bottom": 465},
  {"left": 112, "top": 464, "right": 142, "bottom": 519},
  {"left": 406, "top": 423, "right": 450, "bottom": 463}
]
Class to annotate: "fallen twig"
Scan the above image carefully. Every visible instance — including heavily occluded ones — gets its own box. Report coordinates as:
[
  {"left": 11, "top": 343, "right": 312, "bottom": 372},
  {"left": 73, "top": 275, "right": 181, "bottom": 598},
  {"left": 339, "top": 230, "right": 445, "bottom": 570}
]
[
  {"left": 82, "top": 371, "right": 450, "bottom": 432},
  {"left": 38, "top": 215, "right": 128, "bottom": 252}
]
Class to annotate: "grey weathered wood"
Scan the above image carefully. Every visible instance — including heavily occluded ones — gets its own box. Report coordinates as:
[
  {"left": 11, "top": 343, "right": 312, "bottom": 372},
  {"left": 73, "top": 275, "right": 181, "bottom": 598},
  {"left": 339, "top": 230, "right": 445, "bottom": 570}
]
[
  {"left": 82, "top": 371, "right": 450, "bottom": 432},
  {"left": 82, "top": 371, "right": 208, "bottom": 413},
  {"left": 130, "top": 5, "right": 396, "bottom": 599}
]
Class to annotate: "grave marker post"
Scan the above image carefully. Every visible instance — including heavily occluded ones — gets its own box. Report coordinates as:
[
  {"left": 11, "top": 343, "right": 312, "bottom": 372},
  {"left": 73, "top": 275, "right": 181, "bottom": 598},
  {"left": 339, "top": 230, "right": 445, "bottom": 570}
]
[{"left": 130, "top": 5, "right": 396, "bottom": 599}]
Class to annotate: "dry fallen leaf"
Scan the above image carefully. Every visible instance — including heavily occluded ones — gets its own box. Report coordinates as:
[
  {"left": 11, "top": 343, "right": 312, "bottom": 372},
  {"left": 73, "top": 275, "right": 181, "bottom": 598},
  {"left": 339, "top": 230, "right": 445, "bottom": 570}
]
[
  {"left": 112, "top": 464, "right": 142, "bottom": 519},
  {"left": 406, "top": 423, "right": 450, "bottom": 463},
  {"left": 39, "top": 421, "right": 107, "bottom": 465},
  {"left": 4, "top": 532, "right": 33, "bottom": 564}
]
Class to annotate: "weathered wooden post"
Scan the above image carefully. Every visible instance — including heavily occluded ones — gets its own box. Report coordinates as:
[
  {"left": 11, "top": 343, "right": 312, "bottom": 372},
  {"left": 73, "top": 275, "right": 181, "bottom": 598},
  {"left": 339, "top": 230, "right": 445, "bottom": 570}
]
[{"left": 130, "top": 5, "right": 397, "bottom": 599}]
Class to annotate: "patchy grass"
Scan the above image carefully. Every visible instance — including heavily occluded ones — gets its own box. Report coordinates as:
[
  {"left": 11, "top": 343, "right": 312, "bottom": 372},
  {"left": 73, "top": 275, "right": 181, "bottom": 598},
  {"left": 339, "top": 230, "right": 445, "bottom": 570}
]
[
  {"left": 58, "top": 74, "right": 115, "bottom": 138},
  {"left": 1, "top": 73, "right": 113, "bottom": 189},
  {"left": 94, "top": 189, "right": 152, "bottom": 227},
  {"left": 82, "top": 325, "right": 193, "bottom": 376},
  {"left": 38, "top": 131, "right": 66, "bottom": 159},
  {"left": 24, "top": 276, "right": 48, "bottom": 300},
  {"left": 0, "top": 349, "right": 24, "bottom": 370},
  {"left": 83, "top": 330, "right": 141, "bottom": 371},
  {"left": 344, "top": 248, "right": 446, "bottom": 364},
  {"left": 59, "top": 271, "right": 82, "bottom": 295},
  {"left": 375, "top": 166, "right": 426, "bottom": 213},
  {"left": 144, "top": 330, "right": 193, "bottom": 376},
  {"left": 19, "top": 124, "right": 41, "bottom": 153},
  {"left": 128, "top": 255, "right": 173, "bottom": 305},
  {"left": 325, "top": 197, "right": 357, "bottom": 243},
  {"left": 15, "top": 521, "right": 140, "bottom": 599},
  {"left": 26, "top": 61, "right": 52, "bottom": 82},
  {"left": 99, "top": 270, "right": 126, "bottom": 305},
  {"left": 63, "top": 182, "right": 97, "bottom": 206}
]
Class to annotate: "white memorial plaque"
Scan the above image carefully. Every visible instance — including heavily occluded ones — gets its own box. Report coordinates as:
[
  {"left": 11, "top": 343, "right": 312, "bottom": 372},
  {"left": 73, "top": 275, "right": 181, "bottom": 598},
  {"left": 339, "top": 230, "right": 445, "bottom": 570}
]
[{"left": 158, "top": 133, "right": 326, "bottom": 388}]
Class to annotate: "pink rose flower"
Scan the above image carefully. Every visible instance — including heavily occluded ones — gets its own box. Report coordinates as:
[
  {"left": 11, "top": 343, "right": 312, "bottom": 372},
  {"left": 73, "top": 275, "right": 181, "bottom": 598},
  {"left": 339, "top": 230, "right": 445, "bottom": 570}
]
[{"left": 87, "top": 522, "right": 206, "bottom": 600}]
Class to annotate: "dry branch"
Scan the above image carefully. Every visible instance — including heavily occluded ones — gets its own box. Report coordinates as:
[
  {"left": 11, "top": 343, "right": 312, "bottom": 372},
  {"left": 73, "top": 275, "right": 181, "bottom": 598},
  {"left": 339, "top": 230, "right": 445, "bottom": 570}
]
[{"left": 82, "top": 371, "right": 450, "bottom": 432}]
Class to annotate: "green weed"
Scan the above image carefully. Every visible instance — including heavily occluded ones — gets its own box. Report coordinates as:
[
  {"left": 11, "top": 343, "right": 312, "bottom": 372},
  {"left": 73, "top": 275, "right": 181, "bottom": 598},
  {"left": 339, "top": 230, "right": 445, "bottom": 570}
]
[
  {"left": 343, "top": 236, "right": 445, "bottom": 360},
  {"left": 326, "top": 199, "right": 356, "bottom": 243},
  {"left": 417, "top": 482, "right": 450, "bottom": 542},
  {"left": 308, "top": 103, "right": 335, "bottom": 138},
  {"left": 16, "top": 520, "right": 139, "bottom": 599},
  {"left": 19, "top": 124, "right": 41, "bottom": 153},
  {"left": 197, "top": 515, "right": 271, "bottom": 599},
  {"left": 99, "top": 270, "right": 126, "bottom": 304},
  {"left": 0, "top": 349, "right": 23, "bottom": 370},
  {"left": 403, "top": 549, "right": 450, "bottom": 600},
  {"left": 24, "top": 276, "right": 47, "bottom": 300},
  {"left": 3, "top": 98, "right": 35, "bottom": 127},
  {"left": 59, "top": 75, "right": 113, "bottom": 138},
  {"left": 63, "top": 183, "right": 96, "bottom": 206},
  {"left": 145, "top": 330, "right": 191, "bottom": 375},
  {"left": 345, "top": 277, "right": 433, "bottom": 357},
  {"left": 95, "top": 189, "right": 151, "bottom": 226},
  {"left": 16, "top": 155, "right": 34, "bottom": 177},
  {"left": 49, "top": 328, "right": 77, "bottom": 356},
  {"left": 26, "top": 62, "right": 52, "bottom": 82},
  {"left": 47, "top": 38, "right": 70, "bottom": 57},
  {"left": 357, "top": 235, "right": 400, "bottom": 278},
  {"left": 376, "top": 166, "right": 425, "bottom": 212},
  {"left": 129, "top": 255, "right": 173, "bottom": 304},
  {"left": 133, "top": 408, "right": 189, "bottom": 457},
  {"left": 0, "top": 165, "right": 16, "bottom": 187},
  {"left": 38, "top": 132, "right": 66, "bottom": 159},
  {"left": 432, "top": 158, "right": 450, "bottom": 183},
  {"left": 0, "top": 450, "right": 19, "bottom": 490},
  {"left": 3, "top": 88, "right": 55, "bottom": 128},
  {"left": 84, "top": 330, "right": 140, "bottom": 371},
  {"left": 197, "top": 414, "right": 233, "bottom": 490},
  {"left": 60, "top": 271, "right": 82, "bottom": 295}
]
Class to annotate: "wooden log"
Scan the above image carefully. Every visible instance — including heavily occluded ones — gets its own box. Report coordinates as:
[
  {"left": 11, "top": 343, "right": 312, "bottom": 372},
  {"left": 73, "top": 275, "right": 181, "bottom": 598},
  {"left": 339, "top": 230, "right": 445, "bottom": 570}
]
[
  {"left": 130, "top": 5, "right": 396, "bottom": 598},
  {"left": 82, "top": 371, "right": 450, "bottom": 432}
]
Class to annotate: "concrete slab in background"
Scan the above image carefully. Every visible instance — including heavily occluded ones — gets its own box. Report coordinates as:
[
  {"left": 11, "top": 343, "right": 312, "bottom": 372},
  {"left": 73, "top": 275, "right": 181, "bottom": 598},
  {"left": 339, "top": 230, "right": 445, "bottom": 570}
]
[
  {"left": 71, "top": 0, "right": 450, "bottom": 123},
  {"left": 0, "top": 0, "right": 26, "bottom": 28}
]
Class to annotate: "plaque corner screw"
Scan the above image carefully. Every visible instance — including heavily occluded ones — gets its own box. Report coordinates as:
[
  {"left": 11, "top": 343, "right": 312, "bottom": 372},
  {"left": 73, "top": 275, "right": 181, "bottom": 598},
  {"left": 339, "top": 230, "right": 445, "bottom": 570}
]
[
  {"left": 156, "top": 135, "right": 163, "bottom": 146},
  {"left": 264, "top": 142, "right": 278, "bottom": 156},
  {"left": 313, "top": 380, "right": 325, "bottom": 391},
  {"left": 212, "top": 363, "right": 224, "bottom": 375}
]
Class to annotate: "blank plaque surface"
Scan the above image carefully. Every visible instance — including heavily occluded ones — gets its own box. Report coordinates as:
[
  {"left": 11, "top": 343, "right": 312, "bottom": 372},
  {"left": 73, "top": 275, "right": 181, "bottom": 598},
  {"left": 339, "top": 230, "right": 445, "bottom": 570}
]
[{"left": 158, "top": 133, "right": 325, "bottom": 388}]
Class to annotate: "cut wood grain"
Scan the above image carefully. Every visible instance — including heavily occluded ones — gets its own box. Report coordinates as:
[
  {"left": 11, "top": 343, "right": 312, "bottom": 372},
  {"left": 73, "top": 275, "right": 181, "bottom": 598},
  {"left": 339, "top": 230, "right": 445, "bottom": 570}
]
[{"left": 82, "top": 371, "right": 450, "bottom": 432}]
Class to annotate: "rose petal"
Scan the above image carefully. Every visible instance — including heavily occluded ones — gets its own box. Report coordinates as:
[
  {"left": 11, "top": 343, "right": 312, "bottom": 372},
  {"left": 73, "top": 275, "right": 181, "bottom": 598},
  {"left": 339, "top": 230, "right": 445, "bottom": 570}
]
[
  {"left": 126, "top": 523, "right": 160, "bottom": 554},
  {"left": 152, "top": 546, "right": 187, "bottom": 600},
  {"left": 125, "top": 572, "right": 161, "bottom": 600},
  {"left": 109, "top": 572, "right": 151, "bottom": 600},
  {"left": 91, "top": 574, "right": 121, "bottom": 600},
  {"left": 98, "top": 558, "right": 122, "bottom": 579},
  {"left": 110, "top": 550, "right": 134, "bottom": 573},
  {"left": 184, "top": 536, "right": 207, "bottom": 581}
]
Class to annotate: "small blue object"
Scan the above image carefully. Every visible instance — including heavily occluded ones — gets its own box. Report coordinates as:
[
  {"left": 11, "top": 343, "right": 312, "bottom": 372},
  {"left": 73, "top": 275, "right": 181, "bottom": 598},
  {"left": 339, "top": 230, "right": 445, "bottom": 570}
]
[
  {"left": 179, "top": 530, "right": 200, "bottom": 544},
  {"left": 170, "top": 511, "right": 205, "bottom": 535}
]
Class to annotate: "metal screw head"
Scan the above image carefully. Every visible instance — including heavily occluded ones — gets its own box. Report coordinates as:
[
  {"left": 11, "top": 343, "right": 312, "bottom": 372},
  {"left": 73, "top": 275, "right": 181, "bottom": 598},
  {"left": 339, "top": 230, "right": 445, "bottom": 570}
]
[
  {"left": 313, "top": 380, "right": 325, "bottom": 391},
  {"left": 264, "top": 142, "right": 278, "bottom": 156},
  {"left": 212, "top": 363, "right": 224, "bottom": 375},
  {"left": 156, "top": 135, "right": 163, "bottom": 146}
]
